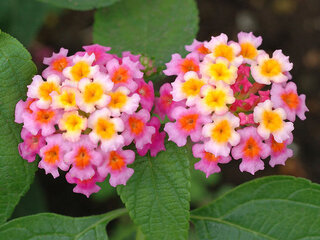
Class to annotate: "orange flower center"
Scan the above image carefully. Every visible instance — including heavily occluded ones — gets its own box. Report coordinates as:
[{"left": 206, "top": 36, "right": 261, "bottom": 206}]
[
  {"left": 52, "top": 57, "right": 68, "bottom": 72},
  {"left": 128, "top": 117, "right": 144, "bottom": 135},
  {"left": 178, "top": 114, "right": 199, "bottom": 132},
  {"left": 281, "top": 92, "right": 299, "bottom": 109},
  {"left": 35, "top": 109, "right": 55, "bottom": 124},
  {"left": 204, "top": 151, "right": 220, "bottom": 162},
  {"left": 271, "top": 137, "right": 286, "bottom": 153},
  {"left": 197, "top": 44, "right": 210, "bottom": 54},
  {"left": 25, "top": 98, "right": 36, "bottom": 113},
  {"left": 74, "top": 146, "right": 91, "bottom": 169},
  {"left": 111, "top": 66, "right": 129, "bottom": 84},
  {"left": 44, "top": 145, "right": 60, "bottom": 164},
  {"left": 240, "top": 43, "right": 257, "bottom": 60},
  {"left": 108, "top": 151, "right": 125, "bottom": 170},
  {"left": 180, "top": 59, "right": 199, "bottom": 73},
  {"left": 243, "top": 137, "right": 261, "bottom": 158}
]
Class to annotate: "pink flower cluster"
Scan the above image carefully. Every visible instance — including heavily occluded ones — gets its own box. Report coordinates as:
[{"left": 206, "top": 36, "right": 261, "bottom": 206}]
[
  {"left": 15, "top": 44, "right": 165, "bottom": 197},
  {"left": 158, "top": 32, "right": 308, "bottom": 177}
]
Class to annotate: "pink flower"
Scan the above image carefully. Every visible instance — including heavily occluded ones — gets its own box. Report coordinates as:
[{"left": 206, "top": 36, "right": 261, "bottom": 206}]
[
  {"left": 154, "top": 83, "right": 184, "bottom": 121},
  {"left": 38, "top": 134, "right": 70, "bottom": 178},
  {"left": 15, "top": 98, "right": 36, "bottom": 124},
  {"left": 121, "top": 109, "right": 155, "bottom": 149},
  {"left": 137, "top": 117, "right": 166, "bottom": 157},
  {"left": 82, "top": 44, "right": 113, "bottom": 65},
  {"left": 238, "top": 113, "right": 254, "bottom": 126},
  {"left": 232, "top": 126, "right": 270, "bottom": 175},
  {"left": 266, "top": 134, "right": 293, "bottom": 167},
  {"left": 106, "top": 57, "right": 143, "bottom": 92},
  {"left": 185, "top": 39, "right": 210, "bottom": 59},
  {"left": 122, "top": 51, "right": 145, "bottom": 70},
  {"left": 258, "top": 90, "right": 270, "bottom": 102},
  {"left": 237, "top": 32, "right": 262, "bottom": 64},
  {"left": 97, "top": 149, "right": 135, "bottom": 187},
  {"left": 135, "top": 79, "right": 154, "bottom": 112},
  {"left": 193, "top": 144, "right": 231, "bottom": 178},
  {"left": 64, "top": 136, "right": 102, "bottom": 180},
  {"left": 18, "top": 128, "right": 45, "bottom": 162},
  {"left": 164, "top": 107, "right": 210, "bottom": 147},
  {"left": 163, "top": 53, "right": 200, "bottom": 77},
  {"left": 42, "top": 48, "right": 71, "bottom": 79},
  {"left": 270, "top": 82, "right": 308, "bottom": 121},
  {"left": 242, "top": 94, "right": 259, "bottom": 110},
  {"left": 66, "top": 171, "right": 104, "bottom": 198},
  {"left": 23, "top": 103, "right": 61, "bottom": 136}
]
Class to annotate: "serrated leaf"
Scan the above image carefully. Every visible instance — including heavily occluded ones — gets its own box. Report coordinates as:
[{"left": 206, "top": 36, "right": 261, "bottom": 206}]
[
  {"left": 0, "top": 208, "right": 127, "bottom": 240},
  {"left": 0, "top": 0, "right": 53, "bottom": 46},
  {"left": 0, "top": 31, "right": 37, "bottom": 224},
  {"left": 117, "top": 142, "right": 191, "bottom": 240},
  {"left": 93, "top": 0, "right": 199, "bottom": 68},
  {"left": 191, "top": 176, "right": 320, "bottom": 240},
  {"left": 38, "top": 0, "right": 120, "bottom": 11}
]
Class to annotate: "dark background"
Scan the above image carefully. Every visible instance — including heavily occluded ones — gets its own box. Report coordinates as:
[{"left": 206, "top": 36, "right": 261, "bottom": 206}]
[{"left": 4, "top": 0, "right": 320, "bottom": 237}]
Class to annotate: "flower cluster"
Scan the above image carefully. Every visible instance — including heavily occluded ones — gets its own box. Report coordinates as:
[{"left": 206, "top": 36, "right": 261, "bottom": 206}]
[
  {"left": 158, "top": 32, "right": 308, "bottom": 177},
  {"left": 15, "top": 44, "right": 165, "bottom": 197}
]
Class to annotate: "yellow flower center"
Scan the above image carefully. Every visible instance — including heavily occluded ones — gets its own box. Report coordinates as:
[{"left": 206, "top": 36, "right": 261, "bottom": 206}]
[
  {"left": 63, "top": 113, "right": 84, "bottom": 132},
  {"left": 38, "top": 82, "right": 60, "bottom": 101},
  {"left": 70, "top": 61, "right": 90, "bottom": 81},
  {"left": 83, "top": 83, "right": 104, "bottom": 103},
  {"left": 95, "top": 118, "right": 115, "bottom": 140},
  {"left": 211, "top": 120, "right": 232, "bottom": 143},
  {"left": 181, "top": 78, "right": 205, "bottom": 97},
  {"left": 209, "top": 63, "right": 232, "bottom": 83},
  {"left": 260, "top": 59, "right": 281, "bottom": 77},
  {"left": 262, "top": 110, "right": 283, "bottom": 132},
  {"left": 240, "top": 42, "right": 257, "bottom": 60},
  {"left": 204, "top": 89, "right": 226, "bottom": 109},
  {"left": 213, "top": 44, "right": 234, "bottom": 61},
  {"left": 108, "top": 91, "right": 127, "bottom": 109},
  {"left": 59, "top": 91, "right": 76, "bottom": 107}
]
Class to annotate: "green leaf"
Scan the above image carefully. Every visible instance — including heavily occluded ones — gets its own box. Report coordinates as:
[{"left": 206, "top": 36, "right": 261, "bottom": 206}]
[
  {"left": 0, "top": 0, "right": 53, "bottom": 46},
  {"left": 191, "top": 176, "right": 320, "bottom": 240},
  {"left": 93, "top": 0, "right": 199, "bottom": 68},
  {"left": 38, "top": 0, "right": 120, "bottom": 10},
  {"left": 0, "top": 208, "right": 127, "bottom": 239},
  {"left": 0, "top": 31, "right": 37, "bottom": 224},
  {"left": 117, "top": 142, "right": 191, "bottom": 240}
]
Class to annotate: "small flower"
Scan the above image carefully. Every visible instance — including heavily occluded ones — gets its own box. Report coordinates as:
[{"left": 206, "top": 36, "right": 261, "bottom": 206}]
[
  {"left": 58, "top": 111, "right": 87, "bottom": 142},
  {"left": 27, "top": 75, "right": 61, "bottom": 109},
  {"left": 122, "top": 109, "right": 155, "bottom": 149},
  {"left": 185, "top": 39, "right": 210, "bottom": 59},
  {"left": 108, "top": 87, "right": 140, "bottom": 117},
  {"left": 163, "top": 53, "right": 200, "bottom": 77},
  {"left": 237, "top": 32, "right": 262, "bottom": 64},
  {"left": 97, "top": 149, "right": 135, "bottom": 187},
  {"left": 270, "top": 82, "right": 308, "bottom": 121},
  {"left": 66, "top": 171, "right": 104, "bottom": 198},
  {"left": 202, "top": 112, "right": 240, "bottom": 157},
  {"left": 251, "top": 50, "right": 293, "bottom": 85},
  {"left": 238, "top": 113, "right": 254, "bottom": 126},
  {"left": 201, "top": 57, "right": 238, "bottom": 85},
  {"left": 88, "top": 108, "right": 124, "bottom": 152},
  {"left": 231, "top": 126, "right": 270, "bottom": 175},
  {"left": 77, "top": 73, "right": 113, "bottom": 113},
  {"left": 63, "top": 53, "right": 99, "bottom": 84},
  {"left": 253, "top": 100, "right": 294, "bottom": 143},
  {"left": 266, "top": 134, "right": 293, "bottom": 167},
  {"left": 15, "top": 98, "right": 36, "bottom": 124},
  {"left": 205, "top": 33, "right": 243, "bottom": 67},
  {"left": 38, "top": 134, "right": 70, "bottom": 178},
  {"left": 106, "top": 57, "right": 143, "bottom": 91},
  {"left": 197, "top": 82, "right": 235, "bottom": 115},
  {"left": 135, "top": 79, "right": 154, "bottom": 112},
  {"left": 43, "top": 48, "right": 71, "bottom": 79},
  {"left": 64, "top": 135, "right": 102, "bottom": 180},
  {"left": 193, "top": 144, "right": 231, "bottom": 178},
  {"left": 51, "top": 86, "right": 79, "bottom": 111},
  {"left": 137, "top": 117, "right": 166, "bottom": 157},
  {"left": 18, "top": 128, "right": 45, "bottom": 162},
  {"left": 154, "top": 83, "right": 184, "bottom": 121},
  {"left": 171, "top": 71, "right": 205, "bottom": 106},
  {"left": 82, "top": 44, "right": 113, "bottom": 65},
  {"left": 164, "top": 107, "right": 210, "bottom": 147}
]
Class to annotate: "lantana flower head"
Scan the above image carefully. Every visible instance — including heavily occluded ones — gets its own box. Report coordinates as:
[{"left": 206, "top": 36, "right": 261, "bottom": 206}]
[
  {"left": 162, "top": 32, "right": 308, "bottom": 177},
  {"left": 16, "top": 44, "right": 164, "bottom": 197}
]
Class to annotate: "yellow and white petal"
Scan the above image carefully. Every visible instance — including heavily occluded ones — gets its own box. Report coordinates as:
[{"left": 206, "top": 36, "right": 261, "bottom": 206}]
[
  {"left": 51, "top": 86, "right": 78, "bottom": 111},
  {"left": 58, "top": 111, "right": 87, "bottom": 142},
  {"left": 108, "top": 87, "right": 140, "bottom": 116}
]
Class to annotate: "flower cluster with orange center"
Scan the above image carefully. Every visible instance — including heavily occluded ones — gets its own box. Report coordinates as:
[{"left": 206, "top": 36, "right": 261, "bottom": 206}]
[
  {"left": 15, "top": 45, "right": 166, "bottom": 197},
  {"left": 158, "top": 32, "right": 308, "bottom": 176}
]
